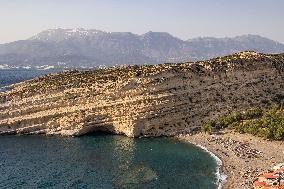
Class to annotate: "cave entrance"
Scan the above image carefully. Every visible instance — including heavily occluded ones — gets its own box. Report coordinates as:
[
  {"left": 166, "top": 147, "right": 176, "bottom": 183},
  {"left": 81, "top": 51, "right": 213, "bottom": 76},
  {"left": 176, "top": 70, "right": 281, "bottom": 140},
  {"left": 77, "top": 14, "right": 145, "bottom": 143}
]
[{"left": 81, "top": 125, "right": 117, "bottom": 136}]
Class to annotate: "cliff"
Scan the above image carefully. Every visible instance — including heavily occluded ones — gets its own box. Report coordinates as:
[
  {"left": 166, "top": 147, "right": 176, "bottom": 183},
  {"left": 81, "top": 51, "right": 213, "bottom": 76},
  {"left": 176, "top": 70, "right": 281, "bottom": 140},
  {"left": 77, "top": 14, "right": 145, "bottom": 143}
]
[{"left": 0, "top": 51, "right": 283, "bottom": 137}]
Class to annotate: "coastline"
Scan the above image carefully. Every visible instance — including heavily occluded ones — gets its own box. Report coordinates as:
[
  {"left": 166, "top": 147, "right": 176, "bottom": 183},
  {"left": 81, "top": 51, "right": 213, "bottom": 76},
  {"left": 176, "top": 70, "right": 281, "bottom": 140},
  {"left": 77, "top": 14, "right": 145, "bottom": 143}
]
[
  {"left": 178, "top": 129, "right": 284, "bottom": 189},
  {"left": 192, "top": 142, "right": 227, "bottom": 189}
]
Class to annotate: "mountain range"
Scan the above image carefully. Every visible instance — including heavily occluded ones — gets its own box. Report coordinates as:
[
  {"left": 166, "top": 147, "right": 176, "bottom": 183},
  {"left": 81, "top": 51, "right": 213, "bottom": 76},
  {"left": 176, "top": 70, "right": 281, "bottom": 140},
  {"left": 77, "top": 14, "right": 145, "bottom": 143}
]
[{"left": 0, "top": 28, "right": 284, "bottom": 68}]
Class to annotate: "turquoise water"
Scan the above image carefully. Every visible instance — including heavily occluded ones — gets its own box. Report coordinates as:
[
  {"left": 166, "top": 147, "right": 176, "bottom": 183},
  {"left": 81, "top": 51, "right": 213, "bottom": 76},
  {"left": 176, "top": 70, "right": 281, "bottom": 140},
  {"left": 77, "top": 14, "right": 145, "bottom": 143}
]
[
  {"left": 0, "top": 134, "right": 217, "bottom": 189},
  {"left": 0, "top": 69, "right": 218, "bottom": 189}
]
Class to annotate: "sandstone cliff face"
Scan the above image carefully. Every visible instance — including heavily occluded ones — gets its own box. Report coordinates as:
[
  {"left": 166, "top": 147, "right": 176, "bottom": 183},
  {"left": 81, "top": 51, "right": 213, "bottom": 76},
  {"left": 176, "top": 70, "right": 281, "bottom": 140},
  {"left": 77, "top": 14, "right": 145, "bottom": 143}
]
[{"left": 0, "top": 52, "right": 283, "bottom": 137}]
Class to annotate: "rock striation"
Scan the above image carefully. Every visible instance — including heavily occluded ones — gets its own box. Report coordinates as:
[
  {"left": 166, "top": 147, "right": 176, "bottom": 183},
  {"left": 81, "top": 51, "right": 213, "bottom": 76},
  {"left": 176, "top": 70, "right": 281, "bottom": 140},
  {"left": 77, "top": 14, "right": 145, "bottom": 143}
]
[{"left": 0, "top": 51, "right": 283, "bottom": 137}]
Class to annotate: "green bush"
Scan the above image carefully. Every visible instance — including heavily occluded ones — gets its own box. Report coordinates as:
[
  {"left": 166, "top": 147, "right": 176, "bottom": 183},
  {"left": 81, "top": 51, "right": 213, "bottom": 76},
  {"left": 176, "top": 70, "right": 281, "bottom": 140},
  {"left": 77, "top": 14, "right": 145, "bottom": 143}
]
[
  {"left": 242, "top": 120, "right": 261, "bottom": 136},
  {"left": 257, "top": 128, "right": 272, "bottom": 139},
  {"left": 228, "top": 121, "right": 240, "bottom": 129},
  {"left": 242, "top": 108, "right": 263, "bottom": 119},
  {"left": 202, "top": 120, "right": 216, "bottom": 134},
  {"left": 201, "top": 106, "right": 284, "bottom": 140},
  {"left": 218, "top": 112, "right": 242, "bottom": 129}
]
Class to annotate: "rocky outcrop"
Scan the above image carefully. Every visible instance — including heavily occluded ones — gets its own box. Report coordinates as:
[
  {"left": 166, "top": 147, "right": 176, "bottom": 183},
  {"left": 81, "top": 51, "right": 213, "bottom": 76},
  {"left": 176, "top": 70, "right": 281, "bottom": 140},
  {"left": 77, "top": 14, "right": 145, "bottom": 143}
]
[{"left": 0, "top": 51, "right": 283, "bottom": 137}]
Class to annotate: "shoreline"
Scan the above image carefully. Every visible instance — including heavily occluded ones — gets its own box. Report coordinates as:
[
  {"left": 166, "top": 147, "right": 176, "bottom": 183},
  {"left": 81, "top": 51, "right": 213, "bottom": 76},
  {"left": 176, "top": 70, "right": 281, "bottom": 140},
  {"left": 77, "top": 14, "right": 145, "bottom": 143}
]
[
  {"left": 192, "top": 142, "right": 227, "bottom": 189},
  {"left": 177, "top": 136, "right": 227, "bottom": 189},
  {"left": 178, "top": 130, "right": 284, "bottom": 189}
]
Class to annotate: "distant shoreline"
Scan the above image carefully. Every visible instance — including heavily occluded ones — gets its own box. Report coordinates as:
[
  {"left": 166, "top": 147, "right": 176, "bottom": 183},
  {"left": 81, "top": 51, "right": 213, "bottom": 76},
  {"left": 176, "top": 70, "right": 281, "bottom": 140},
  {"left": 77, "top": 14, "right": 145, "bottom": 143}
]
[{"left": 178, "top": 130, "right": 284, "bottom": 189}]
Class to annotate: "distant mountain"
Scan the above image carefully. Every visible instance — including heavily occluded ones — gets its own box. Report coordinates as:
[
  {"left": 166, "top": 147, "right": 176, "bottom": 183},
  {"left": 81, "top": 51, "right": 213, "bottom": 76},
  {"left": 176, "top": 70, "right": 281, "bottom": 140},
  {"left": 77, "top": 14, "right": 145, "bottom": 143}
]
[
  {"left": 186, "top": 34, "right": 284, "bottom": 60},
  {"left": 0, "top": 28, "right": 284, "bottom": 68}
]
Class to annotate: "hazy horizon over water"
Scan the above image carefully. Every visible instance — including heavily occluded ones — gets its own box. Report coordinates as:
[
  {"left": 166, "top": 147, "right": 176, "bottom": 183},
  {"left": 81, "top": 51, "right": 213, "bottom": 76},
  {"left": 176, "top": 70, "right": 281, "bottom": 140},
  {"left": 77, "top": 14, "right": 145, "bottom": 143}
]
[{"left": 0, "top": 69, "right": 218, "bottom": 189}]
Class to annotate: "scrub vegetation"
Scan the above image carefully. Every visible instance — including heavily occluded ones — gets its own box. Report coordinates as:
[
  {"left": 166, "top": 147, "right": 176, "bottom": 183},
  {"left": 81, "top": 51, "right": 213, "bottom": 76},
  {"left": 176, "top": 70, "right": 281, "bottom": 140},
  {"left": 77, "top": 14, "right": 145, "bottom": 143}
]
[{"left": 202, "top": 106, "right": 284, "bottom": 140}]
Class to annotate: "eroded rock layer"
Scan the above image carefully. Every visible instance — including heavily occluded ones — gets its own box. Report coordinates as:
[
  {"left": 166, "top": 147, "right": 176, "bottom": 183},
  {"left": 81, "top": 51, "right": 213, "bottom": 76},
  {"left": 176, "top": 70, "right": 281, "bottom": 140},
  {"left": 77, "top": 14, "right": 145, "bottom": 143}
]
[{"left": 0, "top": 51, "right": 283, "bottom": 137}]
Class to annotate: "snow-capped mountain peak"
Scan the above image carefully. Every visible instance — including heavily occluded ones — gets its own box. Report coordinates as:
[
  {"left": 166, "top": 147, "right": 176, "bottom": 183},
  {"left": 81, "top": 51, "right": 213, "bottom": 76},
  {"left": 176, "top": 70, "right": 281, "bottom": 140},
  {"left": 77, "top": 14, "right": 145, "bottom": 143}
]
[
  {"left": 29, "top": 28, "right": 104, "bottom": 42},
  {"left": 1, "top": 29, "right": 284, "bottom": 68}
]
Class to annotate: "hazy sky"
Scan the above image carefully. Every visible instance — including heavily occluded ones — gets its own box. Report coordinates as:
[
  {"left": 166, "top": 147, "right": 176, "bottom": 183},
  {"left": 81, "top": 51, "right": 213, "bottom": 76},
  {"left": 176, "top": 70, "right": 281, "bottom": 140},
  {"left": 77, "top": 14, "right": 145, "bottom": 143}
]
[{"left": 1, "top": 0, "right": 284, "bottom": 44}]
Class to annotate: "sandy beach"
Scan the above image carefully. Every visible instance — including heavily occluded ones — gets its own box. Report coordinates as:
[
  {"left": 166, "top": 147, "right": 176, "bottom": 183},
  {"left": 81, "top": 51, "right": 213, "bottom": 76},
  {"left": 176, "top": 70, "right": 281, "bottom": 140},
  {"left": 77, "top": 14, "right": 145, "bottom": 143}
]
[{"left": 178, "top": 130, "right": 284, "bottom": 189}]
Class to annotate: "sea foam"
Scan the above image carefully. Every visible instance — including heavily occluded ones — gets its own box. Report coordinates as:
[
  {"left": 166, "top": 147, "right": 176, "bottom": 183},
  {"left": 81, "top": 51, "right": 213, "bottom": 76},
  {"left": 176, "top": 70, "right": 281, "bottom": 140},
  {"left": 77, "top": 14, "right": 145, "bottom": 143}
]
[{"left": 190, "top": 142, "right": 227, "bottom": 189}]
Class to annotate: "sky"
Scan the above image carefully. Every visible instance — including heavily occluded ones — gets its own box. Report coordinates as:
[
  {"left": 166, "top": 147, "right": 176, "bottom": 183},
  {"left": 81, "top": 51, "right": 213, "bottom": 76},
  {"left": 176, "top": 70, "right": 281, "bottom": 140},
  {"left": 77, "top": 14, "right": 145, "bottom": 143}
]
[{"left": 0, "top": 0, "right": 284, "bottom": 44}]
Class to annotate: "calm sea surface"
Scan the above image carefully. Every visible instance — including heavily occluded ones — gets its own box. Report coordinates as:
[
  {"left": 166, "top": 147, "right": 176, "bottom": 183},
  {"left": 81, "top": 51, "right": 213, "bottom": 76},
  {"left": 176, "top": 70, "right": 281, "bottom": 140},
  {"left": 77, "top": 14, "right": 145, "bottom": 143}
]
[{"left": 0, "top": 69, "right": 218, "bottom": 189}]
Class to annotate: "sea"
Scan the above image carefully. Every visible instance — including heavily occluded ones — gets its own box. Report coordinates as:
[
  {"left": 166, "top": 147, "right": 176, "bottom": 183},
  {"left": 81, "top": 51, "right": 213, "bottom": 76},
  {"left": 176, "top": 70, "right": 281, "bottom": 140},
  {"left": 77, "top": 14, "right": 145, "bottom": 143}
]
[{"left": 0, "top": 69, "right": 219, "bottom": 189}]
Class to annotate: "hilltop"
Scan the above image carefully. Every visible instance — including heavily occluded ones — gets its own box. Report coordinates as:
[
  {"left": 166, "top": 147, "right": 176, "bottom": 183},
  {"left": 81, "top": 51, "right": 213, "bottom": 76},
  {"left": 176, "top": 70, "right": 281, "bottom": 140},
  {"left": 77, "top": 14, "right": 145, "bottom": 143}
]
[{"left": 0, "top": 51, "right": 283, "bottom": 137}]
